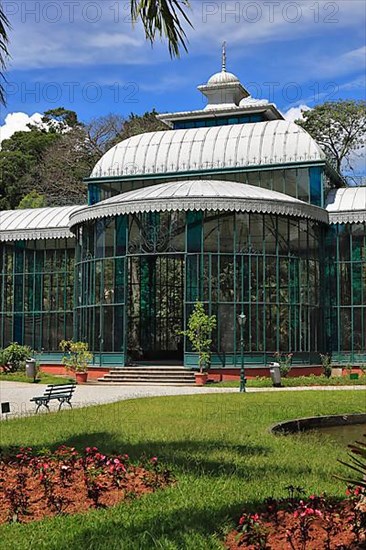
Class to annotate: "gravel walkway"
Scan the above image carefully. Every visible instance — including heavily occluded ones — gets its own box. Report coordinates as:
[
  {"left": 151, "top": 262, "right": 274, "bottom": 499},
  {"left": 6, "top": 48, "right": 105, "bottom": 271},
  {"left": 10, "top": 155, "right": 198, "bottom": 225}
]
[{"left": 0, "top": 381, "right": 365, "bottom": 419}]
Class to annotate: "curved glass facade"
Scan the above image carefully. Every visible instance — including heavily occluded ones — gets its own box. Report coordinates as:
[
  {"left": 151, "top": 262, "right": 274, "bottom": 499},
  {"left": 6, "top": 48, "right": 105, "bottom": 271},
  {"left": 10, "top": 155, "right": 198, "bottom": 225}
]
[
  {"left": 74, "top": 210, "right": 323, "bottom": 366},
  {"left": 326, "top": 222, "right": 366, "bottom": 362},
  {"left": 89, "top": 165, "right": 323, "bottom": 207},
  {"left": 0, "top": 239, "right": 74, "bottom": 352}
]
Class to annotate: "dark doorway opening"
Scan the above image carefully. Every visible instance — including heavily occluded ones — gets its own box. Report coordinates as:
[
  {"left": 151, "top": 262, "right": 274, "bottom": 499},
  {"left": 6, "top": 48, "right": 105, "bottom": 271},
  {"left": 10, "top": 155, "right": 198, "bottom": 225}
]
[{"left": 128, "top": 255, "right": 184, "bottom": 363}]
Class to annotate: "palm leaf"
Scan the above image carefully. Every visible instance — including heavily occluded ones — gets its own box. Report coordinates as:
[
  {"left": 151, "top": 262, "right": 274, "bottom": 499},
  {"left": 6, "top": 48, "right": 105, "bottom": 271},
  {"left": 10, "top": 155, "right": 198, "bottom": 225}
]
[
  {"left": 0, "top": 7, "right": 11, "bottom": 105},
  {"left": 336, "top": 434, "right": 366, "bottom": 490},
  {"left": 131, "top": 0, "right": 192, "bottom": 58}
]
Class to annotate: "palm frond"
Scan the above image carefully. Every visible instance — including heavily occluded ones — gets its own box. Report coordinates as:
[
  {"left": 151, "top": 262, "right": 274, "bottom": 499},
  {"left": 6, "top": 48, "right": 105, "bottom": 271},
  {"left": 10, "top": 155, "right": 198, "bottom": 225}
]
[
  {"left": 131, "top": 0, "right": 192, "bottom": 58},
  {"left": 0, "top": 7, "right": 11, "bottom": 105},
  {"left": 336, "top": 434, "right": 366, "bottom": 490}
]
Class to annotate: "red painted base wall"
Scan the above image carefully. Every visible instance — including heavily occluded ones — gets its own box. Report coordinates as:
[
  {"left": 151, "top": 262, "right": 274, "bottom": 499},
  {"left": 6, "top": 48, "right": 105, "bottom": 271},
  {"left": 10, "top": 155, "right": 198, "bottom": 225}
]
[
  {"left": 39, "top": 365, "right": 363, "bottom": 382},
  {"left": 40, "top": 365, "right": 110, "bottom": 380}
]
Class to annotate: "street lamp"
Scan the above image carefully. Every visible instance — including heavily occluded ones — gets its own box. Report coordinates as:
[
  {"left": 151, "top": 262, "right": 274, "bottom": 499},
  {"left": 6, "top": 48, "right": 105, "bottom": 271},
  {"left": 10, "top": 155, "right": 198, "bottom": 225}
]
[{"left": 238, "top": 312, "right": 247, "bottom": 393}]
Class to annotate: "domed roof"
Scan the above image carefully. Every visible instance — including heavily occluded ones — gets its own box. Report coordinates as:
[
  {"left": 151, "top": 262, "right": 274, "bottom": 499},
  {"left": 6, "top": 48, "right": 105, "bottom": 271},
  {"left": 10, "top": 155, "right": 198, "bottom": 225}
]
[
  {"left": 207, "top": 70, "right": 240, "bottom": 85},
  {"left": 69, "top": 180, "right": 328, "bottom": 228},
  {"left": 90, "top": 120, "right": 326, "bottom": 179},
  {"left": 326, "top": 186, "right": 366, "bottom": 223}
]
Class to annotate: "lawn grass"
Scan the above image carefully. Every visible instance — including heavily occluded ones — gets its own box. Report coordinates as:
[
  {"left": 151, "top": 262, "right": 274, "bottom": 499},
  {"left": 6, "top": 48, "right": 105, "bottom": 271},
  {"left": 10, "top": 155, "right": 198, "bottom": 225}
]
[
  {"left": 0, "top": 372, "right": 74, "bottom": 385},
  {"left": 0, "top": 391, "right": 365, "bottom": 549},
  {"left": 211, "top": 374, "right": 366, "bottom": 388}
]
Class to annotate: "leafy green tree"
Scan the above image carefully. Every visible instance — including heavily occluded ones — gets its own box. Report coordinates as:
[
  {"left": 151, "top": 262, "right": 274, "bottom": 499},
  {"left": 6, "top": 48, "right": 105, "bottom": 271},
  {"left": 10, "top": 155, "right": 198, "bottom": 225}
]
[
  {"left": 17, "top": 191, "right": 46, "bottom": 209},
  {"left": 296, "top": 100, "right": 366, "bottom": 173},
  {"left": 42, "top": 108, "right": 80, "bottom": 132},
  {"left": 0, "top": 127, "right": 60, "bottom": 208},
  {"left": 109, "top": 110, "right": 167, "bottom": 147},
  {"left": 0, "top": 151, "right": 34, "bottom": 209}
]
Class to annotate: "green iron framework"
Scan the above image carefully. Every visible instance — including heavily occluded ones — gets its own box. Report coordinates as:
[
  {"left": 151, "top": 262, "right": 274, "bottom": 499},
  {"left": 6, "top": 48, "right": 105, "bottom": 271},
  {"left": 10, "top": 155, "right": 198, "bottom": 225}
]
[
  {"left": 0, "top": 239, "right": 74, "bottom": 355},
  {"left": 73, "top": 210, "right": 324, "bottom": 367}
]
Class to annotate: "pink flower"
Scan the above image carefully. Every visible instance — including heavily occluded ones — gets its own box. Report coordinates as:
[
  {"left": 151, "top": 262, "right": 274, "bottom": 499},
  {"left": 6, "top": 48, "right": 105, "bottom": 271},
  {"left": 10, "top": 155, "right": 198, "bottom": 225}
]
[{"left": 239, "top": 516, "right": 245, "bottom": 525}]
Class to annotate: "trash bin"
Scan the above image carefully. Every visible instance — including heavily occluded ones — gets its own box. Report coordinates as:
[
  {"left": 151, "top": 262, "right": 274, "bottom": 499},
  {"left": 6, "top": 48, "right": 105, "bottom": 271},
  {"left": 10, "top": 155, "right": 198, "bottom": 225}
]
[
  {"left": 25, "top": 358, "right": 37, "bottom": 381},
  {"left": 269, "top": 362, "right": 282, "bottom": 387}
]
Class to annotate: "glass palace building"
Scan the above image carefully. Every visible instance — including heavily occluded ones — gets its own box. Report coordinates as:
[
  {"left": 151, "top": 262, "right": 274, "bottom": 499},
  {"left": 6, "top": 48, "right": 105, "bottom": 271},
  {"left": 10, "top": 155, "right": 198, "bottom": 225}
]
[{"left": 1, "top": 65, "right": 365, "bottom": 370}]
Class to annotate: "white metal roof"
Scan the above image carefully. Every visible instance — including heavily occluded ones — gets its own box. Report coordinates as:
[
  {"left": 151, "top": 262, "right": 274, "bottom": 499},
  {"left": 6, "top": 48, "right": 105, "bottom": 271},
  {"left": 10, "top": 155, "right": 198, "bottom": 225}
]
[
  {"left": 0, "top": 206, "right": 81, "bottom": 242},
  {"left": 69, "top": 180, "right": 328, "bottom": 227},
  {"left": 91, "top": 120, "right": 326, "bottom": 179},
  {"left": 326, "top": 187, "right": 366, "bottom": 223}
]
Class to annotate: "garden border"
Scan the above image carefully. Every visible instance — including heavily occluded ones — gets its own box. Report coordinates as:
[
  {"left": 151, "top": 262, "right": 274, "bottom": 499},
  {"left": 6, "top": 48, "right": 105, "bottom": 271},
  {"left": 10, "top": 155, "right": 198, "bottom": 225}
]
[{"left": 270, "top": 413, "right": 366, "bottom": 435}]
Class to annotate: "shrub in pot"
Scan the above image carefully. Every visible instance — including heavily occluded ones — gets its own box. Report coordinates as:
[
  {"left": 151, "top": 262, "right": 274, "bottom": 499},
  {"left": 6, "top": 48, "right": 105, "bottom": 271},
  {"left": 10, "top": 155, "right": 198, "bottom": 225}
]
[
  {"left": 60, "top": 340, "right": 93, "bottom": 383},
  {"left": 179, "top": 302, "right": 216, "bottom": 386}
]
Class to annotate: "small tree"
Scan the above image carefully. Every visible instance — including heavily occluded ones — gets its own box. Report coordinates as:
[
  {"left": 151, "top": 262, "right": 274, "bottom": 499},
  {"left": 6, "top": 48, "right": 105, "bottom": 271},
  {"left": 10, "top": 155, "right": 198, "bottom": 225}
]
[
  {"left": 320, "top": 353, "right": 332, "bottom": 378},
  {"left": 60, "top": 340, "right": 93, "bottom": 374},
  {"left": 180, "top": 302, "right": 216, "bottom": 373}
]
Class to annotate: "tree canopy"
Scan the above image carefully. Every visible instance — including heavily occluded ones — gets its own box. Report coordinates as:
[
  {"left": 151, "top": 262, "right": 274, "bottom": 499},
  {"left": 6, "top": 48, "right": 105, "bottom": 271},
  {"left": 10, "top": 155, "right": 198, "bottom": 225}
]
[
  {"left": 0, "top": 108, "right": 166, "bottom": 209},
  {"left": 296, "top": 100, "right": 366, "bottom": 174}
]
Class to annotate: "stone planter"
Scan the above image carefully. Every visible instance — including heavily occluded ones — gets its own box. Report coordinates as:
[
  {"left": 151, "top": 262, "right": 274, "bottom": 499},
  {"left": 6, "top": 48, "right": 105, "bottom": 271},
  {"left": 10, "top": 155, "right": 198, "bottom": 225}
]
[
  {"left": 75, "top": 372, "right": 88, "bottom": 384},
  {"left": 195, "top": 372, "right": 208, "bottom": 386}
]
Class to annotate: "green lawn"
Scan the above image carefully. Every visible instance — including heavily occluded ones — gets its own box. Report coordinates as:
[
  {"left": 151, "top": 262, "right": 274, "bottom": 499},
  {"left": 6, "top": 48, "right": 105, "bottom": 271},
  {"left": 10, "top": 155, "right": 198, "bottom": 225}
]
[
  {"left": 0, "top": 372, "right": 74, "bottom": 385},
  {"left": 211, "top": 374, "right": 366, "bottom": 388},
  {"left": 0, "top": 391, "right": 365, "bottom": 549}
]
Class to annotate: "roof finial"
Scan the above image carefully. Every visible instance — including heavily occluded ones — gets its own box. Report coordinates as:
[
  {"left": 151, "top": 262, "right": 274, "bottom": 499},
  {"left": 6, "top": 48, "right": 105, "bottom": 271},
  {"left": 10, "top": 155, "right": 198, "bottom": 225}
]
[{"left": 222, "top": 41, "right": 227, "bottom": 72}]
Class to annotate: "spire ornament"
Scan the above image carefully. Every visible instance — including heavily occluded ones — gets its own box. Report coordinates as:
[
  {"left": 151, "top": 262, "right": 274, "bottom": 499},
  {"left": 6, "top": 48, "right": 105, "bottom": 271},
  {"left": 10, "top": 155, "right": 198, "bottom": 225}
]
[{"left": 222, "top": 41, "right": 227, "bottom": 72}]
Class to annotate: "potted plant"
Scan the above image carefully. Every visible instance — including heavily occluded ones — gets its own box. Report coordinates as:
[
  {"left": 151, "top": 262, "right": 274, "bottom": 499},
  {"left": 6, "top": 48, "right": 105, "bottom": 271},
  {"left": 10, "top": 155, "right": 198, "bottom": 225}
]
[
  {"left": 60, "top": 340, "right": 93, "bottom": 384},
  {"left": 179, "top": 302, "right": 216, "bottom": 386},
  {"left": 273, "top": 351, "right": 293, "bottom": 378}
]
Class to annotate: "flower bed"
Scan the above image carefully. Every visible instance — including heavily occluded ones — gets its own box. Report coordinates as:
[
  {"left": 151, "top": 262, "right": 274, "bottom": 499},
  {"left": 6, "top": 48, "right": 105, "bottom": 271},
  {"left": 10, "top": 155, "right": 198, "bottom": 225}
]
[
  {"left": 0, "top": 446, "right": 173, "bottom": 524},
  {"left": 226, "top": 487, "right": 366, "bottom": 550}
]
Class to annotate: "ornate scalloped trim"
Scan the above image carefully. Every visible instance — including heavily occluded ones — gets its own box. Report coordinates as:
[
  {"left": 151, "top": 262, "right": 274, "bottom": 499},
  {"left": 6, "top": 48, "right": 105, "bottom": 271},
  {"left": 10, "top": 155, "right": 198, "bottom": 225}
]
[
  {"left": 0, "top": 228, "right": 74, "bottom": 242},
  {"left": 69, "top": 198, "right": 329, "bottom": 229},
  {"left": 328, "top": 211, "right": 366, "bottom": 224}
]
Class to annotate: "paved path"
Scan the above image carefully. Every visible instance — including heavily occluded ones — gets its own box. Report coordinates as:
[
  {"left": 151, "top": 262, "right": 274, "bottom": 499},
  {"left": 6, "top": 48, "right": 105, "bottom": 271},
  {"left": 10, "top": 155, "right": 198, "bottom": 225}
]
[{"left": 0, "top": 381, "right": 365, "bottom": 419}]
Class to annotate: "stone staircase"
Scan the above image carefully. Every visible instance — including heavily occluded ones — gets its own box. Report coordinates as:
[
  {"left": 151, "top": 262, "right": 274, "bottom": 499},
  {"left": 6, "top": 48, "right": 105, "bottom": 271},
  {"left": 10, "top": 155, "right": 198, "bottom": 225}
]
[{"left": 98, "top": 365, "right": 196, "bottom": 385}]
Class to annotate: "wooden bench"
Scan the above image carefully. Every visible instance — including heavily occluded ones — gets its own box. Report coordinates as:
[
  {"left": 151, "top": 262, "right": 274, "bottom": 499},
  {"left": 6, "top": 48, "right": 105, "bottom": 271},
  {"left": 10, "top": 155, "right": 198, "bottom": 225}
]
[{"left": 30, "top": 384, "right": 76, "bottom": 413}]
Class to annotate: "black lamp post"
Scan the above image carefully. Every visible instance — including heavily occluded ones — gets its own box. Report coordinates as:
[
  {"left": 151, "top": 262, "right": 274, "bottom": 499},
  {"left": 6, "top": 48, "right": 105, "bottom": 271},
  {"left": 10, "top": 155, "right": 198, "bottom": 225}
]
[{"left": 238, "top": 312, "right": 247, "bottom": 393}]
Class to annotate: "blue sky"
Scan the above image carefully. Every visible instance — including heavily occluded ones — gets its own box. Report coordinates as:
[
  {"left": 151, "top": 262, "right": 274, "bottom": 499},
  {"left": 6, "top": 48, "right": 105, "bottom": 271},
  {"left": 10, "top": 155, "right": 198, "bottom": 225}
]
[{"left": 0, "top": 1, "right": 365, "bottom": 146}]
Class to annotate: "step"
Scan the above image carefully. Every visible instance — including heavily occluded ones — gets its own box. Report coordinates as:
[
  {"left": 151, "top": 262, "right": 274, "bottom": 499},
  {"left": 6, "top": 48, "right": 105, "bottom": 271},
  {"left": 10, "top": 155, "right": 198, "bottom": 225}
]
[
  {"left": 101, "top": 374, "right": 195, "bottom": 380},
  {"left": 98, "top": 384, "right": 196, "bottom": 388}
]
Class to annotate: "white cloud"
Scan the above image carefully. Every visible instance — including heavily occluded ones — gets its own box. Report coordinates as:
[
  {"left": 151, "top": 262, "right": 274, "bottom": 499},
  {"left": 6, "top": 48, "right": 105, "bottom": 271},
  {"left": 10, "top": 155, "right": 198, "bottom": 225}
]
[
  {"left": 0, "top": 112, "right": 44, "bottom": 145},
  {"left": 283, "top": 104, "right": 312, "bottom": 122}
]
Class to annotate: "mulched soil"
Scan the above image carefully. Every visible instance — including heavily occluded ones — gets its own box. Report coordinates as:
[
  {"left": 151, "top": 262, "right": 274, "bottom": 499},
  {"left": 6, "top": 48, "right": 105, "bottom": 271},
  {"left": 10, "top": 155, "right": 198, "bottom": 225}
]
[
  {"left": 0, "top": 449, "right": 173, "bottom": 524},
  {"left": 226, "top": 499, "right": 366, "bottom": 550}
]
